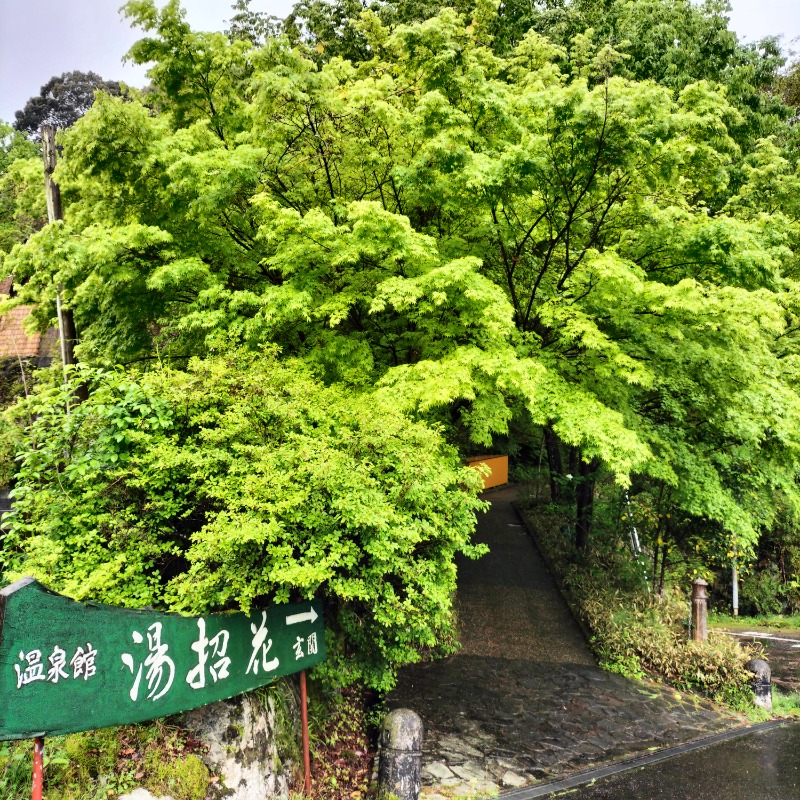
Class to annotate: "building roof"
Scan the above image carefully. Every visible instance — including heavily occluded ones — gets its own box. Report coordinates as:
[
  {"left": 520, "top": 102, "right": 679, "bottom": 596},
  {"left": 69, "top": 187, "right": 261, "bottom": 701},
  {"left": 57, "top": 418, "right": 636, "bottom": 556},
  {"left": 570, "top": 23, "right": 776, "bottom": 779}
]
[{"left": 0, "top": 278, "right": 59, "bottom": 361}]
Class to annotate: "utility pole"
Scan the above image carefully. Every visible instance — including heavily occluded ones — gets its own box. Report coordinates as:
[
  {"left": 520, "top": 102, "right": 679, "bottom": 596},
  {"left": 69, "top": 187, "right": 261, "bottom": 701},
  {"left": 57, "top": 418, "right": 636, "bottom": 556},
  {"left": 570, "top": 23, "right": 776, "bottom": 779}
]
[{"left": 41, "top": 124, "right": 78, "bottom": 371}]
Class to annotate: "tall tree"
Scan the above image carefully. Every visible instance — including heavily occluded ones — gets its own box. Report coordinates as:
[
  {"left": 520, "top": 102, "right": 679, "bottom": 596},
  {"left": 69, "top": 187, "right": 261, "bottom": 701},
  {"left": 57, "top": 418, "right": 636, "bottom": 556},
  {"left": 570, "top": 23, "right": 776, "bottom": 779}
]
[
  {"left": 781, "top": 58, "right": 800, "bottom": 109},
  {"left": 227, "top": 0, "right": 283, "bottom": 44},
  {"left": 285, "top": 0, "right": 791, "bottom": 164},
  {"left": 13, "top": 71, "right": 121, "bottom": 139},
  {"left": 6, "top": 2, "right": 800, "bottom": 557}
]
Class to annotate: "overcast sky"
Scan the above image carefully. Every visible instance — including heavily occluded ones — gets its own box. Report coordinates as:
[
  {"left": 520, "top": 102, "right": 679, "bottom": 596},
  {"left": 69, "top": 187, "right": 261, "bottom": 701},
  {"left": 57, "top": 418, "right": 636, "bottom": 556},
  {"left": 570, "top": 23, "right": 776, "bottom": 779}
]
[{"left": 1, "top": 0, "right": 799, "bottom": 125}]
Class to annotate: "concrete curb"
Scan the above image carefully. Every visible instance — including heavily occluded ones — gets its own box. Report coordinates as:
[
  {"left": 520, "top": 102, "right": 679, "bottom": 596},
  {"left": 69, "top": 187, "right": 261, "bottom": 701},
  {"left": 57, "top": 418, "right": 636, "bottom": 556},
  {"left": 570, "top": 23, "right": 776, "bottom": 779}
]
[{"left": 495, "top": 718, "right": 793, "bottom": 799}]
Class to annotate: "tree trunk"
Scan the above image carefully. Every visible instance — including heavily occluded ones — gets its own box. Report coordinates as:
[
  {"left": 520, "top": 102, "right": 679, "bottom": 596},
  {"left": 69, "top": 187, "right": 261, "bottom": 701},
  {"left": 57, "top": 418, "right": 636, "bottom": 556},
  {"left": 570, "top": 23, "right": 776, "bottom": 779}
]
[
  {"left": 657, "top": 540, "right": 668, "bottom": 597},
  {"left": 41, "top": 124, "right": 78, "bottom": 369},
  {"left": 543, "top": 426, "right": 564, "bottom": 503},
  {"left": 568, "top": 446, "right": 578, "bottom": 479},
  {"left": 567, "top": 445, "right": 579, "bottom": 502},
  {"left": 651, "top": 539, "right": 659, "bottom": 589},
  {"left": 575, "top": 456, "right": 600, "bottom": 551}
]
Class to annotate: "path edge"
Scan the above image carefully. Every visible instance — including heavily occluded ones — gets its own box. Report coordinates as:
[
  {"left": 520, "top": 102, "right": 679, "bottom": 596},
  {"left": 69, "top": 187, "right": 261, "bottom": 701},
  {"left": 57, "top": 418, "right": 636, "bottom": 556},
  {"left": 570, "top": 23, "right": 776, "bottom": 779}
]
[{"left": 510, "top": 499, "right": 594, "bottom": 646}]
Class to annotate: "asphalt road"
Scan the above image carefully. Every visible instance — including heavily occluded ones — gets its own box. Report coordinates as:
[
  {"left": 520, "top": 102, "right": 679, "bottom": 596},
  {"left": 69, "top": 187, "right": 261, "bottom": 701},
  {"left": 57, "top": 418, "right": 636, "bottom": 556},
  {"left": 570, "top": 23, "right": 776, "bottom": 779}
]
[{"left": 556, "top": 722, "right": 800, "bottom": 799}]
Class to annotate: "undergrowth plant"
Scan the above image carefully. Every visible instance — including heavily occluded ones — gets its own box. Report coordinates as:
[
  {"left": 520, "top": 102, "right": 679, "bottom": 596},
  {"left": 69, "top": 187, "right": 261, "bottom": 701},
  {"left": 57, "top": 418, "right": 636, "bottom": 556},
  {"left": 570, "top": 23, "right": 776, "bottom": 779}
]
[
  {"left": 0, "top": 721, "right": 209, "bottom": 800},
  {"left": 306, "top": 682, "right": 374, "bottom": 800},
  {"left": 770, "top": 690, "right": 800, "bottom": 718},
  {"left": 523, "top": 500, "right": 756, "bottom": 709}
]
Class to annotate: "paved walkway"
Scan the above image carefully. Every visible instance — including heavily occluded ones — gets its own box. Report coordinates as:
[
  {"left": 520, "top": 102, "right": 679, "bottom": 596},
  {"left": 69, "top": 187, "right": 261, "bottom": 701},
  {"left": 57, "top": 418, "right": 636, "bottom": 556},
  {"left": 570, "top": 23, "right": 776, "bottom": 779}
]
[{"left": 388, "top": 487, "right": 746, "bottom": 797}]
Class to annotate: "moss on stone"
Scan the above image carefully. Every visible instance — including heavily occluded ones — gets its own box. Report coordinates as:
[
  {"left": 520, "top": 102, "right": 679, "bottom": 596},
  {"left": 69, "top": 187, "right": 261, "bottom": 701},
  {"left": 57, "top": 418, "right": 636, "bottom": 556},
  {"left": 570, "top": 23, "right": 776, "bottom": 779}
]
[{"left": 148, "top": 753, "right": 210, "bottom": 800}]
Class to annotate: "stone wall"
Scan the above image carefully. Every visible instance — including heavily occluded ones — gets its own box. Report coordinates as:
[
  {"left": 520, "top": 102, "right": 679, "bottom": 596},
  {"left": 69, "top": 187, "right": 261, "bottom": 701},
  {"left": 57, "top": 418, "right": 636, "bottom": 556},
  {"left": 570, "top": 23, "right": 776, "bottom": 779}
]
[{"left": 179, "top": 680, "right": 301, "bottom": 800}]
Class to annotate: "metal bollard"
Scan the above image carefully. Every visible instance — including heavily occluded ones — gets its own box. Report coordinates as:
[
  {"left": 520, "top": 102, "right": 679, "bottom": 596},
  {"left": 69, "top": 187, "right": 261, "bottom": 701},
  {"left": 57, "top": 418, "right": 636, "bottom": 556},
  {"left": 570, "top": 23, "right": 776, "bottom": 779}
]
[
  {"left": 691, "top": 578, "right": 709, "bottom": 642},
  {"left": 378, "top": 709, "right": 423, "bottom": 800},
  {"left": 745, "top": 658, "right": 772, "bottom": 711}
]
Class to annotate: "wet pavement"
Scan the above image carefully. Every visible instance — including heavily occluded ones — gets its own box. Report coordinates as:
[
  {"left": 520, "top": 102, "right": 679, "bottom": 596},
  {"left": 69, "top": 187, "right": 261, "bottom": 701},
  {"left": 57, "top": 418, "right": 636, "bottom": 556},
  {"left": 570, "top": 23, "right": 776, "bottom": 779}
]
[
  {"left": 718, "top": 628, "right": 800, "bottom": 692},
  {"left": 548, "top": 721, "right": 800, "bottom": 799},
  {"left": 388, "top": 487, "right": 747, "bottom": 797}
]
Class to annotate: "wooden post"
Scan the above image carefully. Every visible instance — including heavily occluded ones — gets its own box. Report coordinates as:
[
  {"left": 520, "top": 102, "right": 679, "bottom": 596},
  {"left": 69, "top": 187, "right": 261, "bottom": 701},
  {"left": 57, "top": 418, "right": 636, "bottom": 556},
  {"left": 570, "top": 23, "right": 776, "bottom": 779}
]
[
  {"left": 41, "top": 124, "right": 77, "bottom": 371},
  {"left": 691, "top": 578, "right": 709, "bottom": 642},
  {"left": 300, "top": 669, "right": 311, "bottom": 794},
  {"left": 32, "top": 736, "right": 44, "bottom": 800}
]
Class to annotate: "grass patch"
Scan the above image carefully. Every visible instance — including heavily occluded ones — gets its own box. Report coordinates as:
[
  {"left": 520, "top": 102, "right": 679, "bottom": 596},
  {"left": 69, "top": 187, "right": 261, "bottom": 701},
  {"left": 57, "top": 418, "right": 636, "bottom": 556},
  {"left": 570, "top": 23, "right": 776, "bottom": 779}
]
[
  {"left": 771, "top": 689, "right": 800, "bottom": 718},
  {"left": 710, "top": 611, "right": 800, "bottom": 632}
]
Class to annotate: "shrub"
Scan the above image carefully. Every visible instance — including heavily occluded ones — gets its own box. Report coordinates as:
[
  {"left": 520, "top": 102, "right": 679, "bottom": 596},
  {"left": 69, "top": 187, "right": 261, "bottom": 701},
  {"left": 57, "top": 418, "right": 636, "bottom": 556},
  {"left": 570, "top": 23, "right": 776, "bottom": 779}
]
[
  {"left": 2, "top": 351, "right": 486, "bottom": 691},
  {"left": 739, "top": 567, "right": 785, "bottom": 615},
  {"left": 523, "top": 502, "right": 755, "bottom": 708},
  {"left": 583, "top": 589, "right": 753, "bottom": 704}
]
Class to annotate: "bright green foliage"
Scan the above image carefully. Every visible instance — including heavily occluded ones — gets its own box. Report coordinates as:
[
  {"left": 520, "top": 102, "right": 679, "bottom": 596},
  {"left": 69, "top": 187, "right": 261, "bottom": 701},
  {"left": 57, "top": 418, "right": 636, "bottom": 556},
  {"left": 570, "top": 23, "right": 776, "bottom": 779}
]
[
  {"left": 0, "top": 405, "right": 23, "bottom": 485},
  {"left": 124, "top": 1, "right": 255, "bottom": 141},
  {"left": 286, "top": 0, "right": 791, "bottom": 153},
  {"left": 2, "top": 353, "right": 486, "bottom": 690},
  {"left": 0, "top": 123, "right": 45, "bottom": 256},
  {"left": 4, "top": 3, "right": 800, "bottom": 563},
  {"left": 0, "top": 123, "right": 38, "bottom": 176},
  {"left": 4, "top": 0, "right": 800, "bottom": 653}
]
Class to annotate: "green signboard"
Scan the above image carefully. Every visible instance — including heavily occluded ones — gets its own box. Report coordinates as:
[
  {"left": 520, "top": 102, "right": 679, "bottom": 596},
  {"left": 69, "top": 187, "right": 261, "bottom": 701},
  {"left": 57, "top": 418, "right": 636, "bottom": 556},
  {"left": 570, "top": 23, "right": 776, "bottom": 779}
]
[{"left": 0, "top": 577, "right": 326, "bottom": 741}]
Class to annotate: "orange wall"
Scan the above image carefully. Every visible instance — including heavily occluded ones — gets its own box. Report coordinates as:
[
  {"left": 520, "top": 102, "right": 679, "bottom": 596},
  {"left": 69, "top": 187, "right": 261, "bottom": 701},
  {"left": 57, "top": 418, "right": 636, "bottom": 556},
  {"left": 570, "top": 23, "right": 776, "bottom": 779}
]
[{"left": 465, "top": 455, "right": 509, "bottom": 489}]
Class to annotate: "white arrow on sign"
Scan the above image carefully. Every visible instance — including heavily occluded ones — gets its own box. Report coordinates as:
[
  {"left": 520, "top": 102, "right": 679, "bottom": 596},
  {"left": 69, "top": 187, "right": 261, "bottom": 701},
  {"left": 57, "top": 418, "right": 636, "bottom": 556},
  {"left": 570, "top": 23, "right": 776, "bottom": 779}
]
[{"left": 286, "top": 606, "right": 318, "bottom": 626}]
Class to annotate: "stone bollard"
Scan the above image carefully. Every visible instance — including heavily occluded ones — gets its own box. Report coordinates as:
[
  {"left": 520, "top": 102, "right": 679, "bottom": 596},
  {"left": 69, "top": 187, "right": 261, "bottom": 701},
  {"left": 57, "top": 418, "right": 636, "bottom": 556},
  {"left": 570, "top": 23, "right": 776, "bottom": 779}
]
[
  {"left": 745, "top": 658, "right": 772, "bottom": 711},
  {"left": 378, "top": 709, "right": 423, "bottom": 800},
  {"left": 691, "top": 578, "right": 709, "bottom": 642}
]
